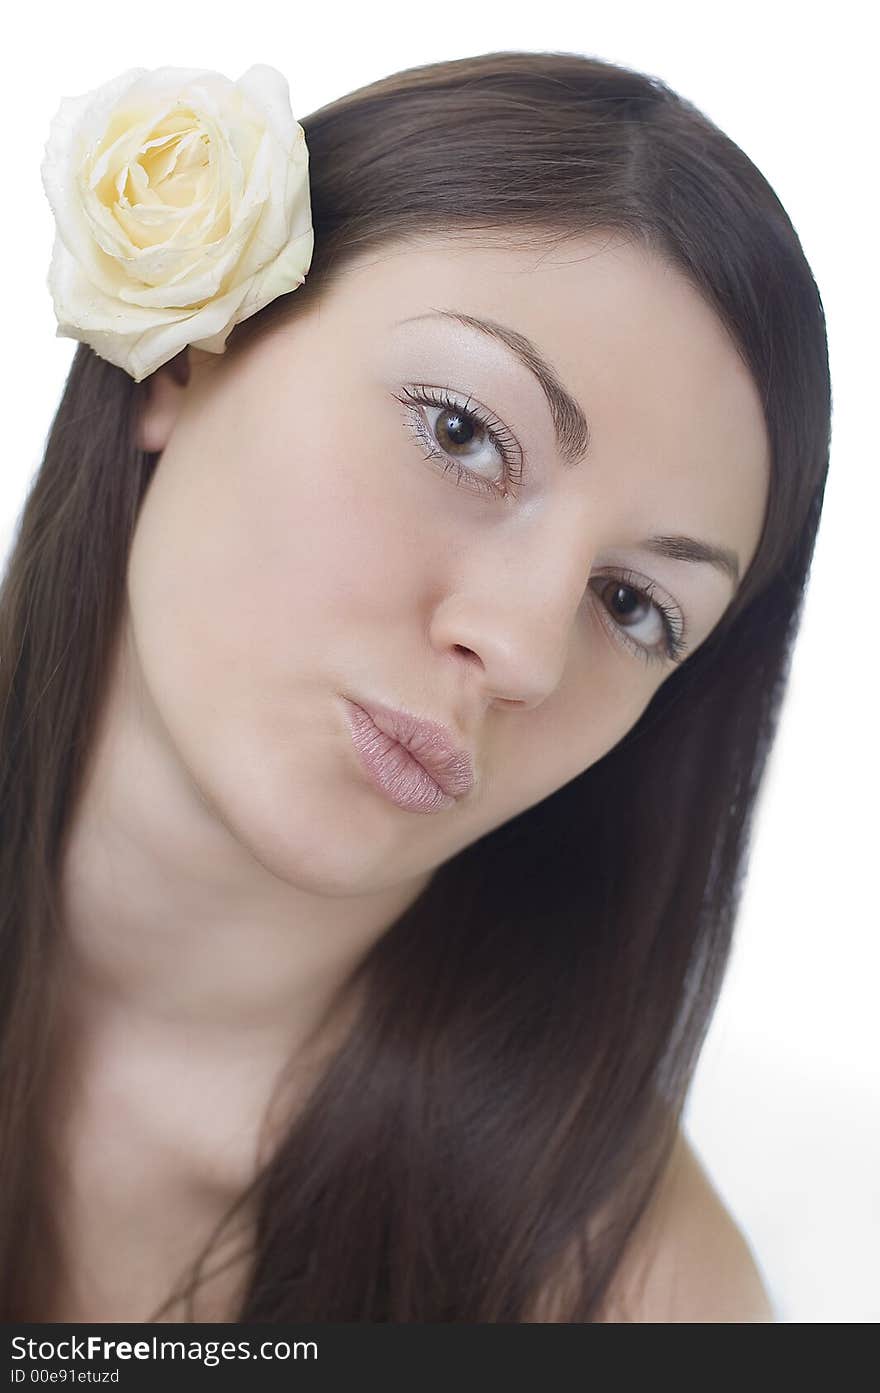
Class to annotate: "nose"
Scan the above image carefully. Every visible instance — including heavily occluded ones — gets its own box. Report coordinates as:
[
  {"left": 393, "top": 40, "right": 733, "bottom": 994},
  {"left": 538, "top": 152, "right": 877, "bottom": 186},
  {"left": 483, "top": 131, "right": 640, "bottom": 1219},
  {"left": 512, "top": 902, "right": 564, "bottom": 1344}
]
[{"left": 428, "top": 506, "right": 595, "bottom": 710}]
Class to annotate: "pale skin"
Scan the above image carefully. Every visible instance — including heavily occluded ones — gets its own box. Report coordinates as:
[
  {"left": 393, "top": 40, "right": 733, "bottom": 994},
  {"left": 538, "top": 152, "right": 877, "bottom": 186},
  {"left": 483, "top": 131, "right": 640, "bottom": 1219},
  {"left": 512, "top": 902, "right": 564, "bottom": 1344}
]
[{"left": 48, "top": 229, "right": 773, "bottom": 1321}]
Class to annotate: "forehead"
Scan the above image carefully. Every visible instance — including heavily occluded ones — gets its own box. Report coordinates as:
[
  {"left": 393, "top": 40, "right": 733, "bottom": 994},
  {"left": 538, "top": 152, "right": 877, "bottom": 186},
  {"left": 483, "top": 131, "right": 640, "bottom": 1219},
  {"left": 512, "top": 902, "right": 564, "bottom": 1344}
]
[{"left": 315, "top": 230, "right": 772, "bottom": 572}]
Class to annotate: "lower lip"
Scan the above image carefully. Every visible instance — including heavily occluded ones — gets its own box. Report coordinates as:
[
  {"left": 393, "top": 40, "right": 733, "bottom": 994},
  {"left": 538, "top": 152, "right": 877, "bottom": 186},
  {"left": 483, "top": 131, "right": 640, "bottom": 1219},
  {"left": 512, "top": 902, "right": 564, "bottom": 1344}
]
[{"left": 343, "top": 700, "right": 456, "bottom": 814}]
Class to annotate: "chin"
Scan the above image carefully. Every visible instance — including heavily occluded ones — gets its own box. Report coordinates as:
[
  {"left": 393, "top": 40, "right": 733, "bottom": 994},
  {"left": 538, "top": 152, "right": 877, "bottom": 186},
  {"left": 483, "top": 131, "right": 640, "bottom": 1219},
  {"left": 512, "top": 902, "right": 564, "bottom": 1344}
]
[{"left": 219, "top": 755, "right": 431, "bottom": 895}]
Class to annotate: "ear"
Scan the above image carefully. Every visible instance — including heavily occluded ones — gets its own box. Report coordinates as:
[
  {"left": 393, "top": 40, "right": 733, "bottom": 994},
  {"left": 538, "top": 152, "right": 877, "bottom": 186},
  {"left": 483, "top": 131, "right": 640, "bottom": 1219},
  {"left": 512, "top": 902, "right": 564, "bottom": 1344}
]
[{"left": 134, "top": 348, "right": 192, "bottom": 454}]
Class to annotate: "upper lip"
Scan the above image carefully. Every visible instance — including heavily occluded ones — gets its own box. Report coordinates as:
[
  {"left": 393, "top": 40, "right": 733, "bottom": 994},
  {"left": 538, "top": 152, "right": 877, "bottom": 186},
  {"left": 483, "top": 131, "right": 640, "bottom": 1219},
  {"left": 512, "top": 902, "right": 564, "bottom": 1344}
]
[{"left": 346, "top": 696, "right": 476, "bottom": 800}]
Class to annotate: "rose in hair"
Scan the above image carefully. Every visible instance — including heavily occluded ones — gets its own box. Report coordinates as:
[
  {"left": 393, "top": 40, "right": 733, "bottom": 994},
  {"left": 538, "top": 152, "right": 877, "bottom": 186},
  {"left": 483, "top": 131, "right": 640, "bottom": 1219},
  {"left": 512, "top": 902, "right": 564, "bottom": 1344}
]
[{"left": 40, "top": 64, "right": 314, "bottom": 382}]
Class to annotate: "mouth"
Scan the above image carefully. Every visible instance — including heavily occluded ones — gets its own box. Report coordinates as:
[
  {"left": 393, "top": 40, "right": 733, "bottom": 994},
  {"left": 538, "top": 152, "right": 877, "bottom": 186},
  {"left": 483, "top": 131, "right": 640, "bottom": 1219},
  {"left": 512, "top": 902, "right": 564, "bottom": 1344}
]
[{"left": 342, "top": 696, "right": 475, "bottom": 814}]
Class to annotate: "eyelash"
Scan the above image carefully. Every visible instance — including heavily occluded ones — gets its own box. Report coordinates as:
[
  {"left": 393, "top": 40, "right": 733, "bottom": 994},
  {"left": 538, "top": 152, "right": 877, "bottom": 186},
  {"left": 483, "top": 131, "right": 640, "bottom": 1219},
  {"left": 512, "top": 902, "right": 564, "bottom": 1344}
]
[
  {"left": 592, "top": 569, "right": 688, "bottom": 667},
  {"left": 393, "top": 384, "right": 525, "bottom": 500},
  {"left": 393, "top": 384, "right": 688, "bottom": 667}
]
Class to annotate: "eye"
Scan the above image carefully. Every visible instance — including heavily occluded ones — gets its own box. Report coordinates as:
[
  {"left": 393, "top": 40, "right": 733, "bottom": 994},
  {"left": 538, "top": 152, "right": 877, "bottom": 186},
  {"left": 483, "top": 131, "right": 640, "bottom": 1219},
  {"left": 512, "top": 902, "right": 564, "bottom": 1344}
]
[
  {"left": 392, "top": 385, "right": 524, "bottom": 500},
  {"left": 589, "top": 570, "right": 688, "bottom": 666}
]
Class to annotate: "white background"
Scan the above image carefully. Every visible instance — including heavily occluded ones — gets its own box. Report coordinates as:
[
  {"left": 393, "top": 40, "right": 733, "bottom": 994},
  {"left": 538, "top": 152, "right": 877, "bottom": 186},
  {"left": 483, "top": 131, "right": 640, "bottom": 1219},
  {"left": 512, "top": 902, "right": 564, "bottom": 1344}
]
[{"left": 2, "top": 0, "right": 875, "bottom": 1323}]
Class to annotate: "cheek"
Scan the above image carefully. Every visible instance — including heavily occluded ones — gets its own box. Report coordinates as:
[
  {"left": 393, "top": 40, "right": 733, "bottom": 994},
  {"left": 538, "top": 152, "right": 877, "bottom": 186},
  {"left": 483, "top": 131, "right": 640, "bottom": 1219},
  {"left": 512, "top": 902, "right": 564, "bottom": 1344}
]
[
  {"left": 259, "top": 446, "right": 429, "bottom": 633},
  {"left": 128, "top": 400, "right": 441, "bottom": 713},
  {"left": 252, "top": 398, "right": 468, "bottom": 639},
  {"left": 479, "top": 662, "right": 657, "bottom": 825}
]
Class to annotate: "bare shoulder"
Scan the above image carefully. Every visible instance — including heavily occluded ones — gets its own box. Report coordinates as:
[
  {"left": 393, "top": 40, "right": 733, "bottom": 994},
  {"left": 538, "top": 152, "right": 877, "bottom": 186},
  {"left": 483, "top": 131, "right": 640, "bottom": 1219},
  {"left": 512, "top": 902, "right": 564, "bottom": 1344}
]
[{"left": 599, "top": 1129, "right": 776, "bottom": 1323}]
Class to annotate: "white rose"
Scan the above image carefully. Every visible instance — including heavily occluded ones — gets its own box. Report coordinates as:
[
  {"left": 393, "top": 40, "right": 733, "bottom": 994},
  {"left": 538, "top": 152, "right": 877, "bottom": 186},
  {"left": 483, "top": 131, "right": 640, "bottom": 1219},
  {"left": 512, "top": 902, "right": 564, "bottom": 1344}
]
[{"left": 40, "top": 64, "right": 314, "bottom": 383}]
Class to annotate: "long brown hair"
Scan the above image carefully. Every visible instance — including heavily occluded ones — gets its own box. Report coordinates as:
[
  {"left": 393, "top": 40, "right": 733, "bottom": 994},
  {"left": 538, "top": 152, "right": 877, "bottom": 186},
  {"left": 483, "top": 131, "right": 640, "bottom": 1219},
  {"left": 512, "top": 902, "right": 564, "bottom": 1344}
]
[{"left": 1, "top": 50, "right": 831, "bottom": 1320}]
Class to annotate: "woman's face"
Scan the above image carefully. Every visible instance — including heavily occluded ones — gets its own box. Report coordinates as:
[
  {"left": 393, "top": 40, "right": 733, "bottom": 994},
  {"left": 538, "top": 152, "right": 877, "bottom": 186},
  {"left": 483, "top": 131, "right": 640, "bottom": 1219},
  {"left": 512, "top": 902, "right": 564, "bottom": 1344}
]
[{"left": 131, "top": 231, "right": 769, "bottom": 893}]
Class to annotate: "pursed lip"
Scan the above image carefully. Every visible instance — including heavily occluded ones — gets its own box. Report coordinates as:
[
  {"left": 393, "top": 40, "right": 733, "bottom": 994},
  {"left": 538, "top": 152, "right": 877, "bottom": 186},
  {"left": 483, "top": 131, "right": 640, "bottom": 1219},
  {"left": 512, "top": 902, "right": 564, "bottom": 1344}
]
[{"left": 343, "top": 696, "right": 475, "bottom": 800}]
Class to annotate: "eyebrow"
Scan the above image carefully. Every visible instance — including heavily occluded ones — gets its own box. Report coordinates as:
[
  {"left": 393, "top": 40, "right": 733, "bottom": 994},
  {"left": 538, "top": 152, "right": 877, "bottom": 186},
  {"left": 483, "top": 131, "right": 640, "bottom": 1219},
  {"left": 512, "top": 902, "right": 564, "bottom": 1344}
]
[
  {"left": 395, "top": 308, "right": 592, "bottom": 467},
  {"left": 638, "top": 534, "right": 740, "bottom": 589},
  {"left": 394, "top": 308, "right": 741, "bottom": 590}
]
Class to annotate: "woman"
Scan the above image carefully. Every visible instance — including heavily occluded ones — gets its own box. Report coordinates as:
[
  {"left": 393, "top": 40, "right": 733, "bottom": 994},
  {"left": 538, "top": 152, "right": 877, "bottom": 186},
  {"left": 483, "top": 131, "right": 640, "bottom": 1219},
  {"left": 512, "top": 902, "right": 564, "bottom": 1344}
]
[{"left": 0, "top": 50, "right": 831, "bottom": 1322}]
